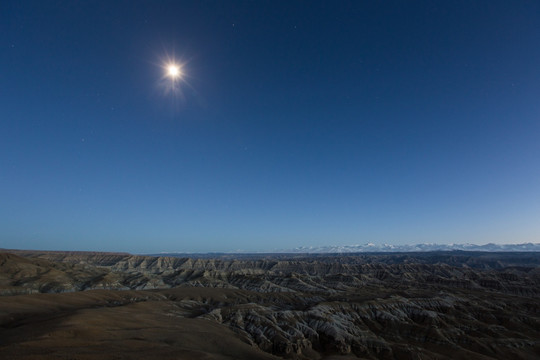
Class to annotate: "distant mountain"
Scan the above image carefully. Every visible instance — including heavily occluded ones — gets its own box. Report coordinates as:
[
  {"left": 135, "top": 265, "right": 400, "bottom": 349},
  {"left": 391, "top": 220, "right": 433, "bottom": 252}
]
[{"left": 278, "top": 242, "right": 540, "bottom": 253}]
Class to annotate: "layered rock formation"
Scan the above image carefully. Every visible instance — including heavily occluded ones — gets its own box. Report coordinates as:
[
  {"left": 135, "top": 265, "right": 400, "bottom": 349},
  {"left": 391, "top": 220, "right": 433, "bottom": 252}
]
[{"left": 1, "top": 250, "right": 539, "bottom": 359}]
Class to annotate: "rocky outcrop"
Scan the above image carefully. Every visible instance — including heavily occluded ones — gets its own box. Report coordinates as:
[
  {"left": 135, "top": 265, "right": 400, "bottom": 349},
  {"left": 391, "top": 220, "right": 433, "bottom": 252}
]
[{"left": 1, "top": 250, "right": 539, "bottom": 359}]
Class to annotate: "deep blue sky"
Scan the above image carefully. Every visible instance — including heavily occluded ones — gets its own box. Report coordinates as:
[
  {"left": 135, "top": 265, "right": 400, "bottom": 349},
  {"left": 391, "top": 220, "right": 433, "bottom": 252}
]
[{"left": 1, "top": 1, "right": 539, "bottom": 253}]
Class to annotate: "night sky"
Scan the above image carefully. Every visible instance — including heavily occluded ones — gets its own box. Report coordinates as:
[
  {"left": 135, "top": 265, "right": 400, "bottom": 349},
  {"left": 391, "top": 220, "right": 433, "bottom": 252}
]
[{"left": 2, "top": 1, "right": 540, "bottom": 253}]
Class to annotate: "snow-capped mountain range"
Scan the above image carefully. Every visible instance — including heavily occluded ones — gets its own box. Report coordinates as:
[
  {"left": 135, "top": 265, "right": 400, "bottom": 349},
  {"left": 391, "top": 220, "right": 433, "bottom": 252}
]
[{"left": 277, "top": 242, "right": 540, "bottom": 253}]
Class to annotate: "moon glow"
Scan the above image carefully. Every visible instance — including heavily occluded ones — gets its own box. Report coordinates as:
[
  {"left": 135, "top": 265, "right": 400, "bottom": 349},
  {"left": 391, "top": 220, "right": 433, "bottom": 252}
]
[
  {"left": 167, "top": 64, "right": 181, "bottom": 79},
  {"left": 159, "top": 58, "right": 188, "bottom": 98}
]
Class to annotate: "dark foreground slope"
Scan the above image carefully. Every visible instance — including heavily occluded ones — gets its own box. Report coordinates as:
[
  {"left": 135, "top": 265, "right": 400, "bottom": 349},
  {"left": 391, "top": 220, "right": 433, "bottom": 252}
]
[{"left": 1, "top": 251, "right": 539, "bottom": 359}]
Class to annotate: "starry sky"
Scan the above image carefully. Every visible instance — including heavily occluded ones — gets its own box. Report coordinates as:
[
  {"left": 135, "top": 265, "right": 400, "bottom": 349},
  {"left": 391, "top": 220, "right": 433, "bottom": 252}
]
[{"left": 1, "top": 1, "right": 540, "bottom": 253}]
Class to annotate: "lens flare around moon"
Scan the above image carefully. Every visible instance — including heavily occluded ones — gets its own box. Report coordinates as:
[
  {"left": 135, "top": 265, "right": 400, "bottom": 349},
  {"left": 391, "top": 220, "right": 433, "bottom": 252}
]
[{"left": 157, "top": 55, "right": 192, "bottom": 103}]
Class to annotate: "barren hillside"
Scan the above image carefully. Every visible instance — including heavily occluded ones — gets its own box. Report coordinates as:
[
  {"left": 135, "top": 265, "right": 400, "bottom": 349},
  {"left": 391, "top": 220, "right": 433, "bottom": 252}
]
[{"left": 1, "top": 250, "right": 539, "bottom": 359}]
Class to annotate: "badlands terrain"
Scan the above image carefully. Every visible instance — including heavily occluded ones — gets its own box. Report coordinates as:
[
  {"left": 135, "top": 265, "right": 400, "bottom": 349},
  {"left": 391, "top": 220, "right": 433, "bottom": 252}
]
[{"left": 1, "top": 249, "right": 539, "bottom": 359}]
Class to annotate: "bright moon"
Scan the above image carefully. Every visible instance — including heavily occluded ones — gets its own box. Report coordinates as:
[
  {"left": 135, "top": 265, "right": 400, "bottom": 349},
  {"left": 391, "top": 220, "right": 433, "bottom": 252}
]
[{"left": 167, "top": 64, "right": 181, "bottom": 78}]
